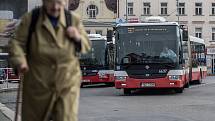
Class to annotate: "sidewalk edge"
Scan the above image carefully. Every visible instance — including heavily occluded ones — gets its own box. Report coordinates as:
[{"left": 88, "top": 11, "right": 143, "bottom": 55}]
[
  {"left": 0, "top": 88, "right": 18, "bottom": 93},
  {"left": 0, "top": 102, "right": 21, "bottom": 121}
]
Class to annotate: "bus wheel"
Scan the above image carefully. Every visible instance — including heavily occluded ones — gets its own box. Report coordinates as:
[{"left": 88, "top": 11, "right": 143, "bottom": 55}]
[
  {"left": 184, "top": 81, "right": 190, "bottom": 88},
  {"left": 80, "top": 83, "right": 84, "bottom": 88},
  {"left": 124, "top": 89, "right": 132, "bottom": 95},
  {"left": 197, "top": 71, "right": 203, "bottom": 84},
  {"left": 175, "top": 88, "right": 184, "bottom": 93},
  {"left": 106, "top": 83, "right": 115, "bottom": 87}
]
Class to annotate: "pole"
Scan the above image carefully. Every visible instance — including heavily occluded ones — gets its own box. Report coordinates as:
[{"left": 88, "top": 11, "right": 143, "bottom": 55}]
[
  {"left": 213, "top": 54, "right": 215, "bottom": 74},
  {"left": 14, "top": 75, "right": 22, "bottom": 121},
  {"left": 176, "top": 0, "right": 180, "bottom": 24},
  {"left": 6, "top": 69, "right": 8, "bottom": 89},
  {"left": 126, "top": 0, "right": 128, "bottom": 22},
  {"left": 117, "top": 0, "right": 119, "bottom": 18}
]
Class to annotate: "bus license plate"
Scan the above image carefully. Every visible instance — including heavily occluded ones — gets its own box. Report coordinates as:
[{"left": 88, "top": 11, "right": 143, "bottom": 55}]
[{"left": 141, "top": 83, "right": 155, "bottom": 87}]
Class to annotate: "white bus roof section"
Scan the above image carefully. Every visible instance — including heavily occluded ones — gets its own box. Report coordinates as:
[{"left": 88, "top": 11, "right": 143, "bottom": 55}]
[
  {"left": 189, "top": 36, "right": 205, "bottom": 45},
  {"left": 88, "top": 34, "right": 102, "bottom": 38},
  {"left": 143, "top": 16, "right": 166, "bottom": 23},
  {"left": 0, "top": 53, "right": 9, "bottom": 56},
  {"left": 88, "top": 34, "right": 106, "bottom": 41},
  {"left": 0, "top": 11, "right": 13, "bottom": 19},
  {"left": 116, "top": 22, "right": 179, "bottom": 27}
]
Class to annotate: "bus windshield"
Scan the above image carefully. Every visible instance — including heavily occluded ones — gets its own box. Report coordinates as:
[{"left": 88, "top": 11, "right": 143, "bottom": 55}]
[
  {"left": 80, "top": 39, "right": 106, "bottom": 66},
  {"left": 116, "top": 25, "right": 180, "bottom": 65}
]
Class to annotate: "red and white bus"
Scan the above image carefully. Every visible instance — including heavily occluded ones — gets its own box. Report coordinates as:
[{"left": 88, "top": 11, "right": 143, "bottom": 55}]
[
  {"left": 113, "top": 17, "right": 207, "bottom": 94},
  {"left": 186, "top": 36, "right": 207, "bottom": 83},
  {"left": 0, "top": 53, "right": 20, "bottom": 83},
  {"left": 80, "top": 34, "right": 115, "bottom": 87}
]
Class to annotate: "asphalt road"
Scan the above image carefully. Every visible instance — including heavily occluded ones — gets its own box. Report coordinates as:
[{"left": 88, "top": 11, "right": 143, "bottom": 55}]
[
  {"left": 79, "top": 76, "right": 215, "bottom": 121},
  {"left": 0, "top": 77, "right": 215, "bottom": 121}
]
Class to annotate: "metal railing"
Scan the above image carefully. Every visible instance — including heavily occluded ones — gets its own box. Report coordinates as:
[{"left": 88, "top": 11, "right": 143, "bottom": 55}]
[{"left": 0, "top": 68, "right": 19, "bottom": 90}]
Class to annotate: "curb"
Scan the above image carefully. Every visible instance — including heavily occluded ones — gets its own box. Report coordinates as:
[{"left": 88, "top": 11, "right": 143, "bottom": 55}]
[
  {"left": 0, "top": 88, "right": 18, "bottom": 93},
  {"left": 0, "top": 87, "right": 19, "bottom": 121},
  {"left": 0, "top": 102, "right": 21, "bottom": 121},
  {"left": 189, "top": 82, "right": 215, "bottom": 89}
]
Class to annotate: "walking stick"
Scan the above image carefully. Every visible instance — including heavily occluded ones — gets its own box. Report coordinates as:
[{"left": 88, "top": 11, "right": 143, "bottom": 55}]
[{"left": 14, "top": 74, "right": 22, "bottom": 121}]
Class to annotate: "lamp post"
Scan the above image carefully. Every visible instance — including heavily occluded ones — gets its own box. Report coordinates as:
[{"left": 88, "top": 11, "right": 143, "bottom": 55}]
[
  {"left": 176, "top": 0, "right": 180, "bottom": 24},
  {"left": 126, "top": 0, "right": 128, "bottom": 22}
]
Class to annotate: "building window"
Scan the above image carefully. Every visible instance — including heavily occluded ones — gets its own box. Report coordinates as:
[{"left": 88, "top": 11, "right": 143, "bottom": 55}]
[
  {"left": 127, "top": 2, "right": 134, "bottom": 15},
  {"left": 143, "top": 2, "right": 151, "bottom": 15},
  {"left": 178, "top": 3, "right": 185, "bottom": 15},
  {"left": 160, "top": 3, "right": 168, "bottom": 15},
  {"left": 86, "top": 30, "right": 91, "bottom": 34},
  {"left": 87, "top": 5, "right": 98, "bottom": 19},
  {"left": 96, "top": 30, "right": 103, "bottom": 35},
  {"left": 212, "top": 28, "right": 215, "bottom": 41},
  {"left": 195, "top": 28, "right": 202, "bottom": 38},
  {"left": 212, "top": 3, "right": 215, "bottom": 15},
  {"left": 195, "top": 3, "right": 202, "bottom": 15}
]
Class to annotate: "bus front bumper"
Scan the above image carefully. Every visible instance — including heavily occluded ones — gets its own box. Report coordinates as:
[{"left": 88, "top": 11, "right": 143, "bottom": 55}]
[
  {"left": 82, "top": 75, "right": 114, "bottom": 83},
  {"left": 115, "top": 77, "right": 185, "bottom": 89}
]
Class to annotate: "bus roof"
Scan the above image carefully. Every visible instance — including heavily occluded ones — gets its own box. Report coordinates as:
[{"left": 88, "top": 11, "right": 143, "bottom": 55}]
[
  {"left": 116, "top": 22, "right": 179, "bottom": 27},
  {"left": 88, "top": 34, "right": 106, "bottom": 41},
  {"left": 189, "top": 36, "right": 205, "bottom": 45},
  {"left": 0, "top": 53, "right": 8, "bottom": 56}
]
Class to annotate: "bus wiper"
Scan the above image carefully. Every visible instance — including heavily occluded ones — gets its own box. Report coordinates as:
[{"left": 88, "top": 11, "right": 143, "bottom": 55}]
[{"left": 162, "top": 63, "right": 175, "bottom": 68}]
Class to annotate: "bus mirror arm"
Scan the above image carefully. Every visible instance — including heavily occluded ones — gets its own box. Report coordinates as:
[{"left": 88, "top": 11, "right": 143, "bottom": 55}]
[{"left": 107, "top": 30, "right": 113, "bottom": 42}]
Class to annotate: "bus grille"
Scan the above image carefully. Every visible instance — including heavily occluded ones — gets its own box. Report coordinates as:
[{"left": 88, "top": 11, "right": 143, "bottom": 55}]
[{"left": 129, "top": 73, "right": 167, "bottom": 79}]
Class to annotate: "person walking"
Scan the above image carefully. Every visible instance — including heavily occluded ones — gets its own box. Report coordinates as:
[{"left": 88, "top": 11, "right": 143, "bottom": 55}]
[{"left": 8, "top": 0, "right": 91, "bottom": 120}]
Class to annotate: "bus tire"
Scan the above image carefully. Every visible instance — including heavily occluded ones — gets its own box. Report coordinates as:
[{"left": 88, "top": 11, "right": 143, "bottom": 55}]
[
  {"left": 197, "top": 71, "right": 203, "bottom": 84},
  {"left": 80, "top": 83, "right": 84, "bottom": 88},
  {"left": 184, "top": 81, "right": 190, "bottom": 88},
  {"left": 175, "top": 88, "right": 184, "bottom": 93},
  {"left": 124, "top": 89, "right": 132, "bottom": 95},
  {"left": 106, "top": 82, "right": 115, "bottom": 87}
]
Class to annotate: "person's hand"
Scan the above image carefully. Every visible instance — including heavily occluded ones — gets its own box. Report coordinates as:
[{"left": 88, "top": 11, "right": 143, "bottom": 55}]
[
  {"left": 66, "top": 26, "right": 81, "bottom": 42},
  {"left": 18, "top": 62, "right": 29, "bottom": 74}
]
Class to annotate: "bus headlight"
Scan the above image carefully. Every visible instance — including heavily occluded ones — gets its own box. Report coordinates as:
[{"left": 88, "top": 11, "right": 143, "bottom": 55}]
[
  {"left": 115, "top": 76, "right": 127, "bottom": 81},
  {"left": 169, "top": 75, "right": 181, "bottom": 80},
  {"left": 99, "top": 73, "right": 108, "bottom": 79}
]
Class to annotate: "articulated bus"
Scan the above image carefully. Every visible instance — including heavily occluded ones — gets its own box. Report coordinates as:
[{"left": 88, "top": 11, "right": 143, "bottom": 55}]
[
  {"left": 80, "top": 34, "right": 115, "bottom": 87},
  {"left": 186, "top": 36, "right": 207, "bottom": 83},
  {"left": 113, "top": 17, "right": 206, "bottom": 94},
  {"left": 0, "top": 53, "right": 20, "bottom": 83}
]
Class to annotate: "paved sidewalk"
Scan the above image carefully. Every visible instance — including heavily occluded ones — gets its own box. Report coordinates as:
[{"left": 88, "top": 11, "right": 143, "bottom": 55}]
[
  {"left": 0, "top": 82, "right": 18, "bottom": 90},
  {"left": 0, "top": 111, "right": 10, "bottom": 121}
]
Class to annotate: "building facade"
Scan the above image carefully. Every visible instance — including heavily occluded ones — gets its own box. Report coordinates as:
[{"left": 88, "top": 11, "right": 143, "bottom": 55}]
[
  {"left": 118, "top": 0, "right": 215, "bottom": 74},
  {"left": 0, "top": 0, "right": 27, "bottom": 19},
  {"left": 28, "top": 0, "right": 42, "bottom": 11},
  {"left": 69, "top": 0, "right": 117, "bottom": 35},
  {"left": 28, "top": 0, "right": 117, "bottom": 36}
]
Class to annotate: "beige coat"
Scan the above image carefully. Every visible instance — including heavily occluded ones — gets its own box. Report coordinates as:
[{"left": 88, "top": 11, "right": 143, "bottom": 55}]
[{"left": 9, "top": 8, "right": 91, "bottom": 121}]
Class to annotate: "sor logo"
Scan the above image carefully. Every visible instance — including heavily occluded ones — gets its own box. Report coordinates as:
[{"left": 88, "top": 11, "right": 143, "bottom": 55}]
[
  {"left": 145, "top": 65, "right": 150, "bottom": 70},
  {"left": 159, "top": 69, "right": 168, "bottom": 73},
  {"left": 83, "top": 67, "right": 87, "bottom": 70}
]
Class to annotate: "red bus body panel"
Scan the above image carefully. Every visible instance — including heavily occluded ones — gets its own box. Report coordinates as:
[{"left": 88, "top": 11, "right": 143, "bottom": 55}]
[
  {"left": 7, "top": 68, "right": 20, "bottom": 81},
  {"left": 82, "top": 73, "right": 114, "bottom": 83}
]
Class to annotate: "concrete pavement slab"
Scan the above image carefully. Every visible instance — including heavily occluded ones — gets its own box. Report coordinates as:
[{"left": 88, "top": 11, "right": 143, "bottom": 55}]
[{"left": 0, "top": 111, "right": 10, "bottom": 121}]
